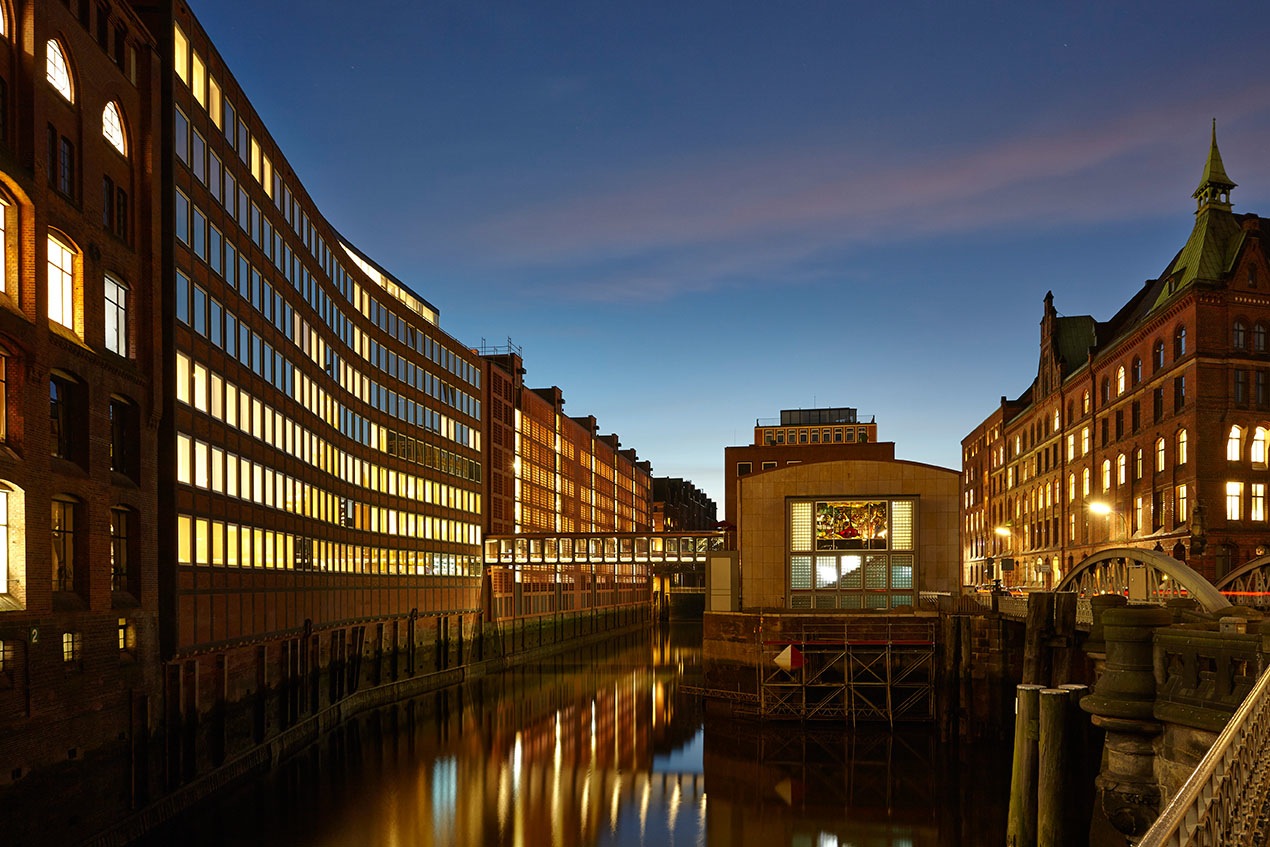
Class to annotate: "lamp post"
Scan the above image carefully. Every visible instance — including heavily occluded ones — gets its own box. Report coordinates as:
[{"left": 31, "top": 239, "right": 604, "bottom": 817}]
[
  {"left": 1088, "top": 501, "right": 1130, "bottom": 544},
  {"left": 993, "top": 524, "right": 1013, "bottom": 590}
]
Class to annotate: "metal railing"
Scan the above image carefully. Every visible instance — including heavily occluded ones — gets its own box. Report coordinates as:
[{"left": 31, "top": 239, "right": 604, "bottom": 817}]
[{"left": 1138, "top": 663, "right": 1270, "bottom": 846}]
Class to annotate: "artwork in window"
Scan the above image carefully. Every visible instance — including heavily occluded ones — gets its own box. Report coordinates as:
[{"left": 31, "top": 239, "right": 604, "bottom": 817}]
[{"left": 815, "top": 500, "right": 889, "bottom": 550}]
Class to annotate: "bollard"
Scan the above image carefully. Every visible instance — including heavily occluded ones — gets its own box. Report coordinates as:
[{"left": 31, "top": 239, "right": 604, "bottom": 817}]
[
  {"left": 1007, "top": 683, "right": 1045, "bottom": 847},
  {"left": 1037, "top": 688, "right": 1071, "bottom": 846}
]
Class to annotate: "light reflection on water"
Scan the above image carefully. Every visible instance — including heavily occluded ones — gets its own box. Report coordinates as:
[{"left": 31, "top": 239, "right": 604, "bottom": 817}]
[{"left": 137, "top": 624, "right": 1006, "bottom": 847}]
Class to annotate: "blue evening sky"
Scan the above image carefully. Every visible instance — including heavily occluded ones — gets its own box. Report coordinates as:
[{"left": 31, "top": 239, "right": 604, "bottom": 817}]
[{"left": 193, "top": 1, "right": 1270, "bottom": 504}]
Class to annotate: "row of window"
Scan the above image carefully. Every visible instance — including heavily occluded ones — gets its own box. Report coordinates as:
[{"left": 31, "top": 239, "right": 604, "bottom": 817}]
[
  {"left": 175, "top": 513, "right": 478, "bottom": 576},
  {"left": 175, "top": 355, "right": 479, "bottom": 517},
  {"left": 0, "top": 621, "right": 137, "bottom": 683},
  {"left": 760, "top": 426, "right": 872, "bottom": 445}
]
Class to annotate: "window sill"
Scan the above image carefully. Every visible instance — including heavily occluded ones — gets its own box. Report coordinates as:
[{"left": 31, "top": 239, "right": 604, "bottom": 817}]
[{"left": 0, "top": 594, "right": 23, "bottom": 612}]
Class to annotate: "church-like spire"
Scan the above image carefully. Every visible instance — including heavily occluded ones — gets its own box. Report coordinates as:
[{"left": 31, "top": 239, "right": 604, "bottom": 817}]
[{"left": 1193, "top": 119, "right": 1236, "bottom": 212}]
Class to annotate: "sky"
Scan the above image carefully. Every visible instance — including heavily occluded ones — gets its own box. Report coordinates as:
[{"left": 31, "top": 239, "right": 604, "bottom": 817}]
[{"left": 191, "top": 0, "right": 1270, "bottom": 505}]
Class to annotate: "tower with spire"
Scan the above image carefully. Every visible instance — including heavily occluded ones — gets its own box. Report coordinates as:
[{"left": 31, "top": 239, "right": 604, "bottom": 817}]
[{"left": 961, "top": 124, "right": 1270, "bottom": 590}]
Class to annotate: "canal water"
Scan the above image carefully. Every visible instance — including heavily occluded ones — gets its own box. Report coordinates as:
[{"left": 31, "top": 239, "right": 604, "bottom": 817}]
[{"left": 137, "top": 623, "right": 1010, "bottom": 846}]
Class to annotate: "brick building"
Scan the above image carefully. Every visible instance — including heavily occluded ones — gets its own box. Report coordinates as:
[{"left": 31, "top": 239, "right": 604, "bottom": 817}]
[
  {"left": 962, "top": 128, "right": 1270, "bottom": 589},
  {"left": 0, "top": 0, "right": 164, "bottom": 825},
  {"left": 723, "top": 406, "right": 890, "bottom": 528},
  {"left": 652, "top": 477, "right": 716, "bottom": 532},
  {"left": 483, "top": 348, "right": 652, "bottom": 537}
]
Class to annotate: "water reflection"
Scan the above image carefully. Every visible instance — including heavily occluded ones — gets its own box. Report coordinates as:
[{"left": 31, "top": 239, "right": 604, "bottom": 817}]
[{"left": 138, "top": 623, "right": 1005, "bottom": 847}]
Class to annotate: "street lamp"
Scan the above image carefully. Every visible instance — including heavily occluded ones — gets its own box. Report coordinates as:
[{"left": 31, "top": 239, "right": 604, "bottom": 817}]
[{"left": 1088, "top": 501, "right": 1129, "bottom": 542}]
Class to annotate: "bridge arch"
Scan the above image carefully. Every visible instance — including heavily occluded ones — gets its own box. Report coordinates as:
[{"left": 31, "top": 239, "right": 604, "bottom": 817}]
[
  {"left": 1214, "top": 554, "right": 1270, "bottom": 607},
  {"left": 1055, "top": 547, "right": 1230, "bottom": 614}
]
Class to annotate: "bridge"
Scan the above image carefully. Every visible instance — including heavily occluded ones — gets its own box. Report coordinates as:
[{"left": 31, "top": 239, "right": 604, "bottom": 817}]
[{"left": 974, "top": 546, "right": 1270, "bottom": 846}]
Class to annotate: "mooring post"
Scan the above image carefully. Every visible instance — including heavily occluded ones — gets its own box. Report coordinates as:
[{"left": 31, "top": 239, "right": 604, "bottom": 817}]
[
  {"left": 1037, "top": 688, "right": 1071, "bottom": 846},
  {"left": 1007, "top": 683, "right": 1045, "bottom": 847}
]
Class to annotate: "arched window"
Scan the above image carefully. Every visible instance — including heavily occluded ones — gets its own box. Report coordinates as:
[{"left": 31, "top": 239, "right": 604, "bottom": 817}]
[
  {"left": 1253, "top": 427, "right": 1268, "bottom": 467},
  {"left": 52, "top": 495, "right": 78, "bottom": 592},
  {"left": 1153, "top": 340, "right": 1166, "bottom": 372},
  {"left": 0, "top": 480, "right": 27, "bottom": 608},
  {"left": 1234, "top": 321, "right": 1247, "bottom": 349},
  {"left": 1177, "top": 429, "right": 1188, "bottom": 465},
  {"left": 102, "top": 102, "right": 126, "bottom": 156},
  {"left": 0, "top": 192, "right": 11, "bottom": 295},
  {"left": 1256, "top": 324, "right": 1267, "bottom": 353},
  {"left": 1116, "top": 366, "right": 1126, "bottom": 395},
  {"left": 1082, "top": 468, "right": 1091, "bottom": 496},
  {"left": 46, "top": 40, "right": 73, "bottom": 102},
  {"left": 1228, "top": 425, "right": 1244, "bottom": 462},
  {"left": 1132, "top": 357, "right": 1142, "bottom": 385},
  {"left": 1068, "top": 473, "right": 1075, "bottom": 502},
  {"left": 47, "top": 232, "right": 77, "bottom": 332},
  {"left": 1117, "top": 453, "right": 1127, "bottom": 485},
  {"left": 104, "top": 274, "right": 128, "bottom": 356},
  {"left": 1101, "top": 459, "right": 1111, "bottom": 491},
  {"left": 1082, "top": 391, "right": 1090, "bottom": 415},
  {"left": 1100, "top": 377, "right": 1110, "bottom": 406},
  {"left": 1156, "top": 437, "right": 1166, "bottom": 472},
  {"left": 1135, "top": 448, "right": 1143, "bottom": 479},
  {"left": 1174, "top": 325, "right": 1187, "bottom": 359}
]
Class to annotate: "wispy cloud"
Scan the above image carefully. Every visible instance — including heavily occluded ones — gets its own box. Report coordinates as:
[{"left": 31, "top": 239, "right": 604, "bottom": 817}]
[{"left": 469, "top": 84, "right": 1270, "bottom": 303}]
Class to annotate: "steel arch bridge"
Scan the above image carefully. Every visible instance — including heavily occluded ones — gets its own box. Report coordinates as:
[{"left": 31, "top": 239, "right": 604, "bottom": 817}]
[
  {"left": 1055, "top": 547, "right": 1231, "bottom": 614},
  {"left": 1215, "top": 554, "right": 1270, "bottom": 608}
]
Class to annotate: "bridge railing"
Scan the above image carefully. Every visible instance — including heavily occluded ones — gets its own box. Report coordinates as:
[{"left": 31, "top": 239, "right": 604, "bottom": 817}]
[{"left": 1137, "top": 661, "right": 1270, "bottom": 846}]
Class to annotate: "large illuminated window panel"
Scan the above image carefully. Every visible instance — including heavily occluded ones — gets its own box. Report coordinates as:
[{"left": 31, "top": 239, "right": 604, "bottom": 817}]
[{"left": 788, "top": 497, "right": 917, "bottom": 610}]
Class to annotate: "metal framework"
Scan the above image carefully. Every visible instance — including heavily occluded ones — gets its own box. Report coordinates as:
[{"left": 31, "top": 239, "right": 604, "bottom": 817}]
[
  {"left": 1216, "top": 555, "right": 1270, "bottom": 608},
  {"left": 758, "top": 620, "right": 935, "bottom": 726},
  {"left": 1054, "top": 547, "right": 1231, "bottom": 614}
]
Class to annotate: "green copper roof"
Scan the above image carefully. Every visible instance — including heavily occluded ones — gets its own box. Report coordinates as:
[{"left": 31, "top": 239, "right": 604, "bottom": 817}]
[
  {"left": 1150, "top": 124, "right": 1242, "bottom": 311},
  {"left": 1194, "top": 119, "right": 1236, "bottom": 196}
]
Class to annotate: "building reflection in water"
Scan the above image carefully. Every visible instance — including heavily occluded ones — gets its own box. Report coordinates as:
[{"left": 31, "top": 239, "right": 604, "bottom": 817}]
[{"left": 138, "top": 624, "right": 1004, "bottom": 847}]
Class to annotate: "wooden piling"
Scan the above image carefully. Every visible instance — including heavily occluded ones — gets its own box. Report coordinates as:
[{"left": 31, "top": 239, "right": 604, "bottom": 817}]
[
  {"left": 1023, "top": 592, "right": 1054, "bottom": 685},
  {"left": 1007, "top": 683, "right": 1045, "bottom": 847},
  {"left": 1037, "top": 688, "right": 1070, "bottom": 847}
]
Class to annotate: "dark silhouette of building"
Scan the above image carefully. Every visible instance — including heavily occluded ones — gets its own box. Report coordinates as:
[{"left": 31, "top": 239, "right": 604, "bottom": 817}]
[{"left": 652, "top": 477, "right": 717, "bottom": 532}]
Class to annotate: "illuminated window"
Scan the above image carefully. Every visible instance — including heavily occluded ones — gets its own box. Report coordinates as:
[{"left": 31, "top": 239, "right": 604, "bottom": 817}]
[
  {"left": 47, "top": 233, "right": 76, "bottom": 330},
  {"left": 0, "top": 195, "right": 9, "bottom": 295},
  {"left": 1176, "top": 484, "right": 1188, "bottom": 528},
  {"left": 1227, "top": 481, "right": 1244, "bottom": 521},
  {"left": 191, "top": 50, "right": 205, "bottom": 106},
  {"left": 1134, "top": 448, "right": 1143, "bottom": 479},
  {"left": 208, "top": 77, "right": 222, "bottom": 128},
  {"left": 104, "top": 274, "right": 127, "bottom": 355},
  {"left": 1081, "top": 427, "right": 1090, "bottom": 455},
  {"left": 1155, "top": 437, "right": 1166, "bottom": 472},
  {"left": 1254, "top": 484, "right": 1266, "bottom": 522},
  {"left": 1228, "top": 425, "right": 1243, "bottom": 462},
  {"left": 1066, "top": 434, "right": 1074, "bottom": 461},
  {"left": 117, "top": 618, "right": 135, "bottom": 655},
  {"left": 1082, "top": 468, "right": 1091, "bottom": 496},
  {"left": 102, "top": 102, "right": 126, "bottom": 155},
  {"left": 52, "top": 497, "right": 76, "bottom": 592},
  {"left": 1082, "top": 391, "right": 1090, "bottom": 415},
  {"left": 62, "top": 631, "right": 82, "bottom": 663},
  {"left": 1116, "top": 366, "right": 1125, "bottom": 395},
  {"left": 1177, "top": 429, "right": 1188, "bottom": 465},
  {"left": 0, "top": 347, "right": 6, "bottom": 444},
  {"left": 46, "top": 40, "right": 73, "bottom": 102},
  {"left": 174, "top": 24, "right": 188, "bottom": 84},
  {"left": 1117, "top": 453, "right": 1127, "bottom": 485}
]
